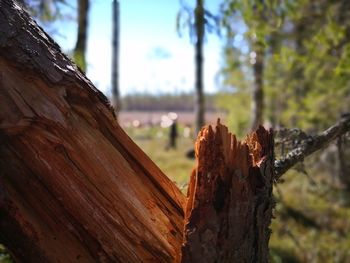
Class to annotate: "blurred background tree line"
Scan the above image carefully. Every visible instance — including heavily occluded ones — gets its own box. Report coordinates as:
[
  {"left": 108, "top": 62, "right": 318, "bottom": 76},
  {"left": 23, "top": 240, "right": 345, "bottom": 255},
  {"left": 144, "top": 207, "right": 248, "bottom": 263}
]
[
  {"left": 1, "top": 0, "right": 350, "bottom": 262},
  {"left": 219, "top": 0, "right": 350, "bottom": 135}
]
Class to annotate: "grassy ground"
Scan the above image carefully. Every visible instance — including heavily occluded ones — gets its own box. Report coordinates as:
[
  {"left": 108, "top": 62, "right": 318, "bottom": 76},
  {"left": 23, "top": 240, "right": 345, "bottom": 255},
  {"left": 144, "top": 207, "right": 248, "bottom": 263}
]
[
  {"left": 269, "top": 166, "right": 350, "bottom": 263},
  {"left": 125, "top": 125, "right": 195, "bottom": 190}
]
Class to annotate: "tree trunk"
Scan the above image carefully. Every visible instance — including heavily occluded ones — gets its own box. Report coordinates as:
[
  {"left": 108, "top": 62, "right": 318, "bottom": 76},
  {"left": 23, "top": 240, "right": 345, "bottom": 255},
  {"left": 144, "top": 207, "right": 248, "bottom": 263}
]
[
  {"left": 0, "top": 1, "right": 184, "bottom": 262},
  {"left": 291, "top": 20, "right": 307, "bottom": 127},
  {"left": 74, "top": 0, "right": 89, "bottom": 72},
  {"left": 181, "top": 120, "right": 274, "bottom": 262},
  {"left": 251, "top": 41, "right": 265, "bottom": 130},
  {"left": 111, "top": 0, "right": 121, "bottom": 118},
  {"left": 194, "top": 0, "right": 205, "bottom": 136}
]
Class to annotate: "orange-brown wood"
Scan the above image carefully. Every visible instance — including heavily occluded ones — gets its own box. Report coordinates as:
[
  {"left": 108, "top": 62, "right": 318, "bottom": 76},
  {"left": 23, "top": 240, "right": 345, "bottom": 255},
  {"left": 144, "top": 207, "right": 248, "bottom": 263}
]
[
  {"left": 0, "top": 1, "right": 185, "bottom": 262},
  {"left": 181, "top": 120, "right": 274, "bottom": 263}
]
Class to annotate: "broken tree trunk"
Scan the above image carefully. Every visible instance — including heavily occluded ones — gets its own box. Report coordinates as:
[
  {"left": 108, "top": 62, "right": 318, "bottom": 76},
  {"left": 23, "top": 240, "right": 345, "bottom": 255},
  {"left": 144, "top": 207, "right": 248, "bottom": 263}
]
[
  {"left": 181, "top": 121, "right": 274, "bottom": 263},
  {"left": 0, "top": 1, "right": 184, "bottom": 262}
]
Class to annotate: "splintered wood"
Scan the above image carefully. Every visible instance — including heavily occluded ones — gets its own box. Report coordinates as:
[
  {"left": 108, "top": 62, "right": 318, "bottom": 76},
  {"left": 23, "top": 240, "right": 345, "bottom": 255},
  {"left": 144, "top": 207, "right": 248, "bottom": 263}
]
[
  {"left": 181, "top": 120, "right": 274, "bottom": 263},
  {"left": 0, "top": 1, "right": 276, "bottom": 262},
  {"left": 0, "top": 1, "right": 184, "bottom": 262}
]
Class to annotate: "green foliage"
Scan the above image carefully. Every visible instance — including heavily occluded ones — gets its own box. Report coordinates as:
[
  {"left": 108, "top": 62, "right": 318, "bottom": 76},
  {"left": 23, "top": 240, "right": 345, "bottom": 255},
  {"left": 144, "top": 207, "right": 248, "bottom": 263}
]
[
  {"left": 219, "top": 0, "right": 350, "bottom": 133},
  {"left": 216, "top": 91, "right": 251, "bottom": 138},
  {"left": 267, "top": 1, "right": 350, "bottom": 129},
  {"left": 176, "top": 0, "right": 219, "bottom": 42},
  {"left": 24, "top": 0, "right": 71, "bottom": 27},
  {"left": 73, "top": 49, "right": 87, "bottom": 72},
  {"left": 0, "top": 245, "right": 12, "bottom": 263},
  {"left": 28, "top": 0, "right": 63, "bottom": 21}
]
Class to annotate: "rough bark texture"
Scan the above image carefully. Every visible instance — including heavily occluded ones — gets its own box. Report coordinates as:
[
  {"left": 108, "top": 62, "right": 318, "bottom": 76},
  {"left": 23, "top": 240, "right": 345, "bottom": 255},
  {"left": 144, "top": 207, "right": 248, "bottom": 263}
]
[
  {"left": 181, "top": 120, "right": 274, "bottom": 263},
  {"left": 0, "top": 1, "right": 185, "bottom": 262},
  {"left": 275, "top": 114, "right": 350, "bottom": 179}
]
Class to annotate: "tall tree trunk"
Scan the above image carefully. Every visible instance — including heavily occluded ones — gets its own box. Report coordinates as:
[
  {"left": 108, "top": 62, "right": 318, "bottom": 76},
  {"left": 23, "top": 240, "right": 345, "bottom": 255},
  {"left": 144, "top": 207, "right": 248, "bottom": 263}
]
[
  {"left": 291, "top": 20, "right": 307, "bottom": 127},
  {"left": 111, "top": 0, "right": 121, "bottom": 118},
  {"left": 0, "top": 1, "right": 184, "bottom": 261},
  {"left": 194, "top": 0, "right": 205, "bottom": 136},
  {"left": 74, "top": 0, "right": 89, "bottom": 72},
  {"left": 251, "top": 41, "right": 265, "bottom": 130}
]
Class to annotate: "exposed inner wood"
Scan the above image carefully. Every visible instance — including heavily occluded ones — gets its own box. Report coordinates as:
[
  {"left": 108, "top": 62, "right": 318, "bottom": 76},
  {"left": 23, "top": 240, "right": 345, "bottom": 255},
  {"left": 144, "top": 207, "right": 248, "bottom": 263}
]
[
  {"left": 0, "top": 56, "right": 185, "bottom": 262},
  {"left": 0, "top": 1, "right": 185, "bottom": 261},
  {"left": 181, "top": 120, "right": 274, "bottom": 263}
]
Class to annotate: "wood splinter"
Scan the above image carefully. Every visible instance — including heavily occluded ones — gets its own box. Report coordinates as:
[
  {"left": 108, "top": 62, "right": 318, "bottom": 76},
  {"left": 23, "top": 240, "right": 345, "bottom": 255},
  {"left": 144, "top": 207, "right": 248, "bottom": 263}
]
[{"left": 181, "top": 119, "right": 275, "bottom": 263}]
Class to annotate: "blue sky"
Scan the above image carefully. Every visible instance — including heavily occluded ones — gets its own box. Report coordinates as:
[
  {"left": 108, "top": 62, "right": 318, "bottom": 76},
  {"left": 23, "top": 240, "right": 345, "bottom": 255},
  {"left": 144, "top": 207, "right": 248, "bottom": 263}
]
[{"left": 54, "top": 0, "right": 223, "bottom": 97}]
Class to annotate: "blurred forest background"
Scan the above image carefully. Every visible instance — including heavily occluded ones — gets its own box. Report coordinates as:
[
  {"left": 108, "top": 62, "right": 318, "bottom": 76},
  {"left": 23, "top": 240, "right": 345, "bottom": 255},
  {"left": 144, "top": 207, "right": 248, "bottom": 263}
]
[{"left": 1, "top": 0, "right": 350, "bottom": 262}]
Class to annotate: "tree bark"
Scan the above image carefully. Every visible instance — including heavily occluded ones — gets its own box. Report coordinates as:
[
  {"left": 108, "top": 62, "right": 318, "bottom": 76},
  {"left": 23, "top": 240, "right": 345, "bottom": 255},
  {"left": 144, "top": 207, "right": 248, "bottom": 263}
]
[
  {"left": 194, "top": 0, "right": 205, "bottom": 136},
  {"left": 251, "top": 41, "right": 265, "bottom": 130},
  {"left": 0, "top": 1, "right": 184, "bottom": 262},
  {"left": 181, "top": 120, "right": 274, "bottom": 263},
  {"left": 74, "top": 0, "right": 89, "bottom": 72},
  {"left": 275, "top": 114, "right": 350, "bottom": 179}
]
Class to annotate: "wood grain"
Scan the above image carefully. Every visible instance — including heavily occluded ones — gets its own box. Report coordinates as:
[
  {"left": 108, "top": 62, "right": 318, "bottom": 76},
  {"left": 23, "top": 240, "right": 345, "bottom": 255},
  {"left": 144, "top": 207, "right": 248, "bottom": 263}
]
[{"left": 0, "top": 1, "right": 184, "bottom": 262}]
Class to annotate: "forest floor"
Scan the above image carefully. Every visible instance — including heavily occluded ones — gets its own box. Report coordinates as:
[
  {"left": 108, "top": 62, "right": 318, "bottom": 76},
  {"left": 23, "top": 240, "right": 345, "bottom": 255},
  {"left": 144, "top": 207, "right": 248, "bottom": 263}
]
[
  {"left": 124, "top": 125, "right": 194, "bottom": 189},
  {"left": 127, "top": 125, "right": 350, "bottom": 263}
]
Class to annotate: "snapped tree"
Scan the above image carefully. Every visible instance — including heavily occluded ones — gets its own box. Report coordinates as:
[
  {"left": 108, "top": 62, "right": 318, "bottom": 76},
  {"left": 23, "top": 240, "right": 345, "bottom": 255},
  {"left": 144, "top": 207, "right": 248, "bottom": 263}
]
[{"left": 0, "top": 1, "right": 349, "bottom": 262}]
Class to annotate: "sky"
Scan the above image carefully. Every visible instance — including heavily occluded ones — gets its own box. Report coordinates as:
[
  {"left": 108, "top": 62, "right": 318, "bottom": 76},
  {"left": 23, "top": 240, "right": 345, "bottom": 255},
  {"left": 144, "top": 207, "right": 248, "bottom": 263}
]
[{"left": 54, "top": 0, "right": 223, "bottom": 97}]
